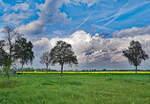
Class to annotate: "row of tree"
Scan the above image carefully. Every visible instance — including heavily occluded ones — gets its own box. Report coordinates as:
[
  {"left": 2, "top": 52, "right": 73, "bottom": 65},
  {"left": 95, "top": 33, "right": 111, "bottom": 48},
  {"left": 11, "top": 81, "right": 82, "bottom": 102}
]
[
  {"left": 0, "top": 26, "right": 149, "bottom": 79},
  {"left": 40, "top": 40, "right": 149, "bottom": 74},
  {"left": 0, "top": 26, "right": 78, "bottom": 78}
]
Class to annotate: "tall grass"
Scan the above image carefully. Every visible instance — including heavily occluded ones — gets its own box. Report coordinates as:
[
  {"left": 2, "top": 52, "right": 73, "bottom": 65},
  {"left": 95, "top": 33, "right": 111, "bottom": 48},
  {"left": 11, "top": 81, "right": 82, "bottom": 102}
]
[{"left": 0, "top": 74, "right": 150, "bottom": 104}]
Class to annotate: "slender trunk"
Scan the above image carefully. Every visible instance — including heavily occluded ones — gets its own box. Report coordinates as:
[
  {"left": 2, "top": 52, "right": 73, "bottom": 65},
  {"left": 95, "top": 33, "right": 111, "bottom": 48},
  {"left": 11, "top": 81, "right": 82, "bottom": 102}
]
[
  {"left": 135, "top": 66, "right": 137, "bottom": 74},
  {"left": 60, "top": 64, "right": 63, "bottom": 76},
  {"left": 7, "top": 72, "right": 9, "bottom": 80},
  {"left": 59, "top": 64, "right": 64, "bottom": 86},
  {"left": 21, "top": 63, "right": 24, "bottom": 71},
  {"left": 8, "top": 32, "right": 12, "bottom": 61},
  {"left": 46, "top": 64, "right": 48, "bottom": 72},
  {"left": 6, "top": 70, "right": 9, "bottom": 80},
  {"left": 21, "top": 63, "right": 24, "bottom": 75}
]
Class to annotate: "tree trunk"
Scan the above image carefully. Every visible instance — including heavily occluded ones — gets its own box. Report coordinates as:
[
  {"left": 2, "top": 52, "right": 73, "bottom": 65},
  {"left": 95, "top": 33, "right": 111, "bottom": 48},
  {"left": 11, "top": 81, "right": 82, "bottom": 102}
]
[
  {"left": 135, "top": 66, "right": 138, "bottom": 74},
  {"left": 21, "top": 63, "right": 24, "bottom": 75},
  {"left": 6, "top": 70, "right": 9, "bottom": 80},
  {"left": 21, "top": 63, "right": 24, "bottom": 71},
  {"left": 46, "top": 64, "right": 48, "bottom": 72},
  {"left": 7, "top": 73, "right": 9, "bottom": 80},
  {"left": 60, "top": 64, "right": 63, "bottom": 76}
]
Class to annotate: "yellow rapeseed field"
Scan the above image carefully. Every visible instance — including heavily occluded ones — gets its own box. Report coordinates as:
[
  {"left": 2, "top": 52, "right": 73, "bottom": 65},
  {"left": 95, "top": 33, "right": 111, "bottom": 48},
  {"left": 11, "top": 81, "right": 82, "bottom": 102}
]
[{"left": 16, "top": 71, "right": 150, "bottom": 74}]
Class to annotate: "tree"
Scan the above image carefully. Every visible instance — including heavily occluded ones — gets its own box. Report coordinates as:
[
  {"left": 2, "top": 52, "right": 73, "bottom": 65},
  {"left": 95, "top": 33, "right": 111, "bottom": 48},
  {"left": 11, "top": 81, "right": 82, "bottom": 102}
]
[
  {"left": 2, "top": 26, "right": 19, "bottom": 60},
  {"left": 14, "top": 37, "right": 34, "bottom": 70},
  {"left": 50, "top": 41, "right": 78, "bottom": 76},
  {"left": 0, "top": 26, "right": 19, "bottom": 78},
  {"left": 0, "top": 40, "right": 8, "bottom": 66},
  {"left": 2, "top": 59, "right": 12, "bottom": 79},
  {"left": 40, "top": 51, "right": 51, "bottom": 71},
  {"left": 123, "top": 40, "right": 149, "bottom": 73},
  {"left": 0, "top": 26, "right": 32, "bottom": 78}
]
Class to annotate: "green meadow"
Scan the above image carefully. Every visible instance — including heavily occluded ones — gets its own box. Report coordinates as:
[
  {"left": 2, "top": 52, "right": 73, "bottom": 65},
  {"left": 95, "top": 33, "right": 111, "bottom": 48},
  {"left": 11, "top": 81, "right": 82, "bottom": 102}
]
[{"left": 0, "top": 74, "right": 150, "bottom": 104}]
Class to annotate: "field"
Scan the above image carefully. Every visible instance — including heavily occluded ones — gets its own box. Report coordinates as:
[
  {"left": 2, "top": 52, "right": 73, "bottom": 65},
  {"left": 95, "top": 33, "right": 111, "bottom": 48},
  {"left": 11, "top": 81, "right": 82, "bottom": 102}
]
[{"left": 0, "top": 73, "right": 150, "bottom": 104}]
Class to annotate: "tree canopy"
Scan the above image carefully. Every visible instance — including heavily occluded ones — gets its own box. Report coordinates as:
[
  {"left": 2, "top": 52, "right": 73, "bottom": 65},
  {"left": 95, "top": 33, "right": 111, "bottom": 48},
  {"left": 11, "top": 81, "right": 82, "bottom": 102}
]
[
  {"left": 123, "top": 40, "right": 149, "bottom": 72},
  {"left": 50, "top": 41, "right": 78, "bottom": 75},
  {"left": 14, "top": 37, "right": 34, "bottom": 69}
]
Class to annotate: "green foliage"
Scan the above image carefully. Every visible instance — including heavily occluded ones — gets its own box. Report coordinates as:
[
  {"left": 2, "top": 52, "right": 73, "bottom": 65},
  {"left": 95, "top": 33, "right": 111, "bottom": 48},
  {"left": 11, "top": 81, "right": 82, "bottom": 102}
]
[
  {"left": 123, "top": 40, "right": 149, "bottom": 70},
  {"left": 2, "top": 59, "right": 12, "bottom": 79},
  {"left": 14, "top": 37, "right": 34, "bottom": 69},
  {"left": 50, "top": 41, "right": 78, "bottom": 65},
  {"left": 50, "top": 41, "right": 78, "bottom": 75},
  {"left": 0, "top": 26, "right": 35, "bottom": 79}
]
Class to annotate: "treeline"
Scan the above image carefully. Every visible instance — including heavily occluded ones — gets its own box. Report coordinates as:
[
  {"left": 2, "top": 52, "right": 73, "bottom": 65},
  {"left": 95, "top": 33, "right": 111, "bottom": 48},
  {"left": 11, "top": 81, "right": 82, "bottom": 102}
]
[
  {"left": 0, "top": 26, "right": 78, "bottom": 79},
  {"left": 0, "top": 26, "right": 149, "bottom": 79}
]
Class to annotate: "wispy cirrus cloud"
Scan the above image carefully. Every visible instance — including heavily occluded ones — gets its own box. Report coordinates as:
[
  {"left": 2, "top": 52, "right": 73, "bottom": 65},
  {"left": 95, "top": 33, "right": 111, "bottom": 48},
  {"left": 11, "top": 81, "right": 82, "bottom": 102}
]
[{"left": 95, "top": 0, "right": 150, "bottom": 31}]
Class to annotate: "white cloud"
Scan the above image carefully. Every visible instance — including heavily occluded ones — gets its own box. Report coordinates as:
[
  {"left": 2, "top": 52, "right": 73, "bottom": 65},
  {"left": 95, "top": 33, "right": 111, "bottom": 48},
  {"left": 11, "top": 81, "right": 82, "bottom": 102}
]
[
  {"left": 17, "top": 0, "right": 70, "bottom": 35},
  {"left": 37, "top": 0, "right": 70, "bottom": 24},
  {"left": 113, "top": 25, "right": 150, "bottom": 37},
  {"left": 17, "top": 0, "right": 99, "bottom": 35},
  {"left": 52, "top": 30, "right": 65, "bottom": 35},
  {"left": 72, "top": 0, "right": 98, "bottom": 6},
  {"left": 96, "top": 0, "right": 150, "bottom": 30},
  {"left": 1, "top": 2, "right": 32, "bottom": 25},
  {"left": 33, "top": 37, "right": 52, "bottom": 52},
  {"left": 17, "top": 20, "right": 45, "bottom": 34},
  {"left": 33, "top": 30, "right": 150, "bottom": 69},
  {"left": 3, "top": 12, "right": 30, "bottom": 25},
  {"left": 0, "top": 28, "right": 4, "bottom": 40},
  {"left": 12, "top": 3, "right": 29, "bottom": 11}
]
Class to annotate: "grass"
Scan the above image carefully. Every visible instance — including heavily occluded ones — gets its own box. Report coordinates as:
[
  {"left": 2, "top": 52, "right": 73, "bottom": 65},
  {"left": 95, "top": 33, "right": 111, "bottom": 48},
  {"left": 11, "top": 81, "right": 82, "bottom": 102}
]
[{"left": 0, "top": 74, "right": 150, "bottom": 104}]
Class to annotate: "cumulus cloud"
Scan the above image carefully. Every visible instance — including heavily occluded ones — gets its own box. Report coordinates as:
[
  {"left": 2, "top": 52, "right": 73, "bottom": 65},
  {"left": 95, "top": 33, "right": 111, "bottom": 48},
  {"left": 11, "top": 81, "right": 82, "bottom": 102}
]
[
  {"left": 37, "top": 0, "right": 70, "bottom": 24},
  {"left": 33, "top": 30, "right": 150, "bottom": 69},
  {"left": 16, "top": 0, "right": 99, "bottom": 35},
  {"left": 33, "top": 37, "right": 51, "bottom": 51},
  {"left": 113, "top": 25, "right": 150, "bottom": 38},
  {"left": 17, "top": 0, "right": 70, "bottom": 35}
]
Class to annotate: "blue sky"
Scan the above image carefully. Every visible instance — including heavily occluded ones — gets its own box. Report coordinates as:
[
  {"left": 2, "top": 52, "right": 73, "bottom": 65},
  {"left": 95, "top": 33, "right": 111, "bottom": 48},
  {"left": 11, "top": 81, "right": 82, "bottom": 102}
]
[
  {"left": 1, "top": 0, "right": 150, "bottom": 37},
  {"left": 1, "top": 0, "right": 150, "bottom": 70}
]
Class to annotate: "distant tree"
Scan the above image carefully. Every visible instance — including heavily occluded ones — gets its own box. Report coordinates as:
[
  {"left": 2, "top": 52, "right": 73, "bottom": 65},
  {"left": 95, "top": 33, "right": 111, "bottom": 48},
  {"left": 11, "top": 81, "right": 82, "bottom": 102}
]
[
  {"left": 123, "top": 40, "right": 149, "bottom": 73},
  {"left": 40, "top": 51, "right": 51, "bottom": 71},
  {"left": 50, "top": 41, "right": 78, "bottom": 76},
  {"left": 14, "top": 37, "right": 34, "bottom": 70}
]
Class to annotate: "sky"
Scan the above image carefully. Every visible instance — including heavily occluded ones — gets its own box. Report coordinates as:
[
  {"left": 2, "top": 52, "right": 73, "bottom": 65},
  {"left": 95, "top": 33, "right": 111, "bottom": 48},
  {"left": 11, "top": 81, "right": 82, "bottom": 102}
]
[{"left": 0, "top": 0, "right": 150, "bottom": 70}]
